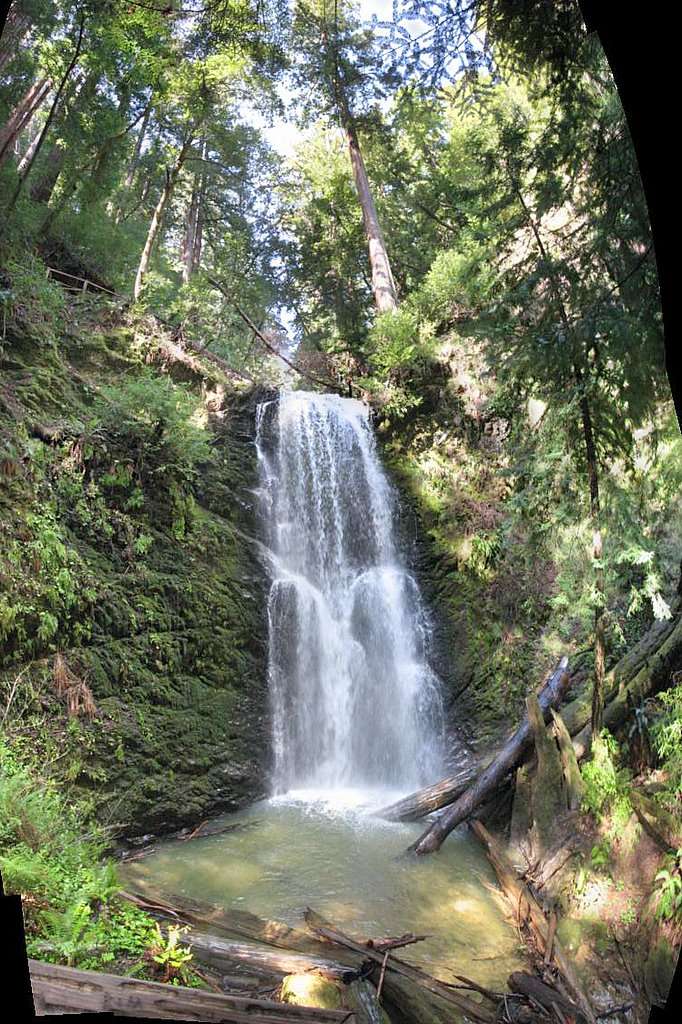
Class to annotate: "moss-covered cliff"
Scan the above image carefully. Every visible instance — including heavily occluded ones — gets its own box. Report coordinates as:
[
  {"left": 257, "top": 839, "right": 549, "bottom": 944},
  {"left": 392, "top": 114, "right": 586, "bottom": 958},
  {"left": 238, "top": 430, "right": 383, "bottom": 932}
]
[{"left": 0, "top": 285, "right": 270, "bottom": 840}]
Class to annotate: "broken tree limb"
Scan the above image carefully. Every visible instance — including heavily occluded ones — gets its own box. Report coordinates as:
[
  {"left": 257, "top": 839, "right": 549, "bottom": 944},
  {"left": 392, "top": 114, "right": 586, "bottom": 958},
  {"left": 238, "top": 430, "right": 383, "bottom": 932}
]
[
  {"left": 470, "top": 820, "right": 596, "bottom": 1024},
  {"left": 550, "top": 710, "right": 585, "bottom": 810},
  {"left": 365, "top": 933, "right": 428, "bottom": 953},
  {"left": 303, "top": 908, "right": 494, "bottom": 1023},
  {"left": 407, "top": 658, "right": 570, "bottom": 856},
  {"left": 374, "top": 764, "right": 478, "bottom": 822},
  {"left": 119, "top": 888, "right": 358, "bottom": 966}
]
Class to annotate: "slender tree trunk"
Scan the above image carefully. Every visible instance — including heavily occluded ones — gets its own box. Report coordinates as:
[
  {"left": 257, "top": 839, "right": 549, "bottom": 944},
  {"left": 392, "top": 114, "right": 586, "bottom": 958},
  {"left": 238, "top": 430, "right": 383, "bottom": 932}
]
[
  {"left": 114, "top": 100, "right": 152, "bottom": 223},
  {"left": 321, "top": 19, "right": 398, "bottom": 313},
  {"left": 343, "top": 115, "right": 398, "bottom": 312},
  {"left": 0, "top": 77, "right": 51, "bottom": 167},
  {"left": 16, "top": 122, "right": 42, "bottom": 176},
  {"left": 578, "top": 385, "right": 606, "bottom": 735},
  {"left": 3, "top": 14, "right": 85, "bottom": 218},
  {"left": 134, "top": 137, "right": 191, "bottom": 301},
  {"left": 181, "top": 139, "right": 206, "bottom": 283}
]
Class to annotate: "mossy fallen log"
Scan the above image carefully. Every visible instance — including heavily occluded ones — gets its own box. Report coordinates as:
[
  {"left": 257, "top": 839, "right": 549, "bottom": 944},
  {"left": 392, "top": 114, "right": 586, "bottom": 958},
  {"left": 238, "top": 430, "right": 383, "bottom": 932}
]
[{"left": 374, "top": 765, "right": 478, "bottom": 822}]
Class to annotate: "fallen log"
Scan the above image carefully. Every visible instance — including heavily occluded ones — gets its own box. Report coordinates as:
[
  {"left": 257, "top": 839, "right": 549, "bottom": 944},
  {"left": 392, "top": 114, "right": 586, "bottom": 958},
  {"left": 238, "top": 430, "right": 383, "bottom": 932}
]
[
  {"left": 304, "top": 907, "right": 494, "bottom": 1023},
  {"left": 345, "top": 978, "right": 389, "bottom": 1024},
  {"left": 560, "top": 607, "right": 681, "bottom": 745},
  {"left": 407, "top": 658, "right": 571, "bottom": 856},
  {"left": 120, "top": 888, "right": 358, "bottom": 966},
  {"left": 470, "top": 820, "right": 596, "bottom": 1024},
  {"left": 508, "top": 971, "right": 585, "bottom": 1024},
  {"left": 374, "top": 765, "right": 478, "bottom": 822},
  {"left": 550, "top": 710, "right": 585, "bottom": 810},
  {"left": 630, "top": 790, "right": 682, "bottom": 852},
  {"left": 187, "top": 930, "right": 359, "bottom": 983},
  {"left": 28, "top": 959, "right": 352, "bottom": 1022},
  {"left": 571, "top": 614, "right": 682, "bottom": 760}
]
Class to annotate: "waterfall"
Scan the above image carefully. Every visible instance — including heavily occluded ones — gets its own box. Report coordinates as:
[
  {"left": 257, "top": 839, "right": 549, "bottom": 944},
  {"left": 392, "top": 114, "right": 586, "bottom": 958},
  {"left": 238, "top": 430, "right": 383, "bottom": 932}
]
[{"left": 256, "top": 391, "right": 445, "bottom": 799}]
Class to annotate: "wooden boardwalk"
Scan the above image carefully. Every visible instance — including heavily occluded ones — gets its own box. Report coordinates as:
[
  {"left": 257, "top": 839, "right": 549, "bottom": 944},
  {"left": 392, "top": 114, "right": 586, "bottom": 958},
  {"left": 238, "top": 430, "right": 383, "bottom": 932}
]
[{"left": 29, "top": 959, "right": 355, "bottom": 1022}]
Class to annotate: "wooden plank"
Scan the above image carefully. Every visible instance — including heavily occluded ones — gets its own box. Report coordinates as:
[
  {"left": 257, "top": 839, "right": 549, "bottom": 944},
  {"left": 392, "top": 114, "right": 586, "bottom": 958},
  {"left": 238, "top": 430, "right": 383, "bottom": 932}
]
[{"left": 28, "top": 960, "right": 353, "bottom": 1022}]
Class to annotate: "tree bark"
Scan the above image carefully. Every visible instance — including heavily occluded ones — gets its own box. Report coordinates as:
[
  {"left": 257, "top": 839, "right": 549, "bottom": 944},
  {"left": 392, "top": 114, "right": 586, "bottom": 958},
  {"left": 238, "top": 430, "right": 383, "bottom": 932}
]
[
  {"left": 374, "top": 764, "right": 477, "bottom": 822},
  {"left": 0, "top": 3, "right": 31, "bottom": 73},
  {"left": 407, "top": 657, "right": 570, "bottom": 855},
  {"left": 3, "top": 14, "right": 85, "bottom": 218},
  {"left": 182, "top": 139, "right": 206, "bottom": 283},
  {"left": 550, "top": 708, "right": 585, "bottom": 809},
  {"left": 133, "top": 137, "right": 191, "bottom": 301},
  {"left": 0, "top": 77, "right": 51, "bottom": 167}
]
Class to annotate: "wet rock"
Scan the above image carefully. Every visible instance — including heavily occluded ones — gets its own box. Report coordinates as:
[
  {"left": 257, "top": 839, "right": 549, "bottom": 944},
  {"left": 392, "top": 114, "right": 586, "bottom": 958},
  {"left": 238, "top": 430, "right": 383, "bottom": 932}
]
[{"left": 280, "top": 974, "right": 343, "bottom": 1009}]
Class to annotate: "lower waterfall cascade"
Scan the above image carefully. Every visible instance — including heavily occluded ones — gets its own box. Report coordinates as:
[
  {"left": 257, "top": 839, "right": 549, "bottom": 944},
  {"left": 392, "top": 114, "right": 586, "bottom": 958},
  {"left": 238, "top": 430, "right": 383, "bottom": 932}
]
[{"left": 255, "top": 390, "right": 446, "bottom": 800}]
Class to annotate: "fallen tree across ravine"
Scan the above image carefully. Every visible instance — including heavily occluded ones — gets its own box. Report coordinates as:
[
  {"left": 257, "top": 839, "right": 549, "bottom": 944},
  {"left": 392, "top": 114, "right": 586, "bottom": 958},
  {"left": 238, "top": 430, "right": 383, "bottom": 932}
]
[{"left": 405, "top": 657, "right": 571, "bottom": 855}]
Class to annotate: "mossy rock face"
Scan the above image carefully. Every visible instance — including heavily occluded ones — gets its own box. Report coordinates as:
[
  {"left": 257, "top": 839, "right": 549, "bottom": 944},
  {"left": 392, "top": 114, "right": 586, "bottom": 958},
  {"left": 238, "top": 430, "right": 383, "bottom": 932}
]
[
  {"left": 0, "top": 306, "right": 270, "bottom": 839},
  {"left": 280, "top": 974, "right": 343, "bottom": 1009}
]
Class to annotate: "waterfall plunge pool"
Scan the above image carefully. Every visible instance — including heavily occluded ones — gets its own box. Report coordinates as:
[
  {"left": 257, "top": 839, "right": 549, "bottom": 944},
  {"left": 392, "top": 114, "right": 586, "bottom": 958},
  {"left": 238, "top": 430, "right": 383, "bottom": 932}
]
[{"left": 121, "top": 790, "right": 524, "bottom": 992}]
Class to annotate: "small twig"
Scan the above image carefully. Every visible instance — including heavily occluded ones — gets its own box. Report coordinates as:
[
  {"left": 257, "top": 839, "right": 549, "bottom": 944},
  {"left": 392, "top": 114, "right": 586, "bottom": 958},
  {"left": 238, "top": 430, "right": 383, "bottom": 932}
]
[
  {"left": 453, "top": 975, "right": 501, "bottom": 1003},
  {"left": 376, "top": 950, "right": 390, "bottom": 1001}
]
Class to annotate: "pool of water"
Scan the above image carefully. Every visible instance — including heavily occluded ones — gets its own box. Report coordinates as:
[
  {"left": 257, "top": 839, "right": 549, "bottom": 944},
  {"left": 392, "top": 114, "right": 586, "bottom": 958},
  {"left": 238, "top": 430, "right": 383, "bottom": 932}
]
[{"left": 121, "top": 789, "right": 523, "bottom": 990}]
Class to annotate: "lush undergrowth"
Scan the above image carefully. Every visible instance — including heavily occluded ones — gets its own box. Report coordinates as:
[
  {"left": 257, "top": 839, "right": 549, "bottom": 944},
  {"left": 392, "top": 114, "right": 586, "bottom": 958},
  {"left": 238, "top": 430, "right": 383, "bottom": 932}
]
[
  {"left": 0, "top": 739, "right": 203, "bottom": 983},
  {"left": 1, "top": 249, "right": 269, "bottom": 841},
  {"left": 377, "top": 325, "right": 682, "bottom": 747}
]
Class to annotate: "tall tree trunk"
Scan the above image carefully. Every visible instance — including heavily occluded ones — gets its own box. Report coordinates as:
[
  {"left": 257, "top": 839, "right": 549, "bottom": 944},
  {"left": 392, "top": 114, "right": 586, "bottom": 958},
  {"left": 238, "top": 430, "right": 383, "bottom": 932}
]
[
  {"left": 3, "top": 14, "right": 85, "bottom": 218},
  {"left": 321, "top": 19, "right": 398, "bottom": 313},
  {"left": 578, "top": 385, "right": 606, "bottom": 735},
  {"left": 0, "top": 2, "right": 31, "bottom": 73},
  {"left": 342, "top": 114, "right": 398, "bottom": 312},
  {"left": 0, "top": 77, "right": 51, "bottom": 167},
  {"left": 114, "top": 99, "right": 152, "bottom": 223},
  {"left": 134, "top": 137, "right": 191, "bottom": 301},
  {"left": 181, "top": 139, "right": 206, "bottom": 283},
  {"left": 30, "top": 67, "right": 98, "bottom": 206}
]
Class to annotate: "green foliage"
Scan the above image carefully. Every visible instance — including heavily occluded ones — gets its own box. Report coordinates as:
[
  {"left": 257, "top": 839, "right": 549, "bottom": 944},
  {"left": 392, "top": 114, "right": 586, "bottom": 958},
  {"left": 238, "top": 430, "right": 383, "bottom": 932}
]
[
  {"left": 654, "top": 850, "right": 682, "bottom": 925},
  {"left": 581, "top": 730, "right": 626, "bottom": 817},
  {"left": 651, "top": 681, "right": 682, "bottom": 803}
]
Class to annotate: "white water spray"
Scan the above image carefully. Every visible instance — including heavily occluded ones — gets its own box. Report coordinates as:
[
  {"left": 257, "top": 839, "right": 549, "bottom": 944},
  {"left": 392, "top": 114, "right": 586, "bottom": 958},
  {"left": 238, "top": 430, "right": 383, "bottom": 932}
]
[{"left": 256, "top": 391, "right": 444, "bottom": 800}]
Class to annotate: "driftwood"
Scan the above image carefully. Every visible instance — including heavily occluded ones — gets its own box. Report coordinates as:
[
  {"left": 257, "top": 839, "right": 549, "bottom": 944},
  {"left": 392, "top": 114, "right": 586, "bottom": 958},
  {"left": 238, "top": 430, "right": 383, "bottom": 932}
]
[
  {"left": 408, "top": 658, "right": 571, "bottom": 856},
  {"left": 304, "top": 907, "right": 494, "bottom": 1023},
  {"left": 365, "top": 933, "right": 428, "bottom": 953},
  {"left": 28, "top": 959, "right": 353, "bottom": 1022},
  {"left": 470, "top": 820, "right": 596, "bottom": 1024},
  {"left": 374, "top": 765, "right": 478, "bottom": 822}
]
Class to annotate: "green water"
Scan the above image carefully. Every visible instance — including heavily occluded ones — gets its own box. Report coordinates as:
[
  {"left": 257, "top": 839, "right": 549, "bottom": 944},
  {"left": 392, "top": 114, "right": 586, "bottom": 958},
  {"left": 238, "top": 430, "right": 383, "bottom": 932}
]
[{"left": 121, "top": 790, "right": 524, "bottom": 989}]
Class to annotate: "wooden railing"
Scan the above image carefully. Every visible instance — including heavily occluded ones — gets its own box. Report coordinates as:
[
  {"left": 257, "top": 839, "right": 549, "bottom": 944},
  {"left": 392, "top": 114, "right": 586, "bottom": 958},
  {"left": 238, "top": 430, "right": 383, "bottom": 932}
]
[{"left": 45, "top": 266, "right": 123, "bottom": 298}]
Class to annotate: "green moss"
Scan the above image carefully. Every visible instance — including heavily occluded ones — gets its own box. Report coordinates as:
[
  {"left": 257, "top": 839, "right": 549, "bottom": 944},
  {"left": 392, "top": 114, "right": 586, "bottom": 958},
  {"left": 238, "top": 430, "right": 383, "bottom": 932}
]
[{"left": 0, "top": 298, "right": 268, "bottom": 838}]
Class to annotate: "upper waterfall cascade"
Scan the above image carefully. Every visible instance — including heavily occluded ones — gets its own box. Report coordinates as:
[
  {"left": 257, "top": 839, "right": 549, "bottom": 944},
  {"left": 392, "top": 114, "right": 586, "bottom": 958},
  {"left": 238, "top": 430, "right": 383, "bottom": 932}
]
[{"left": 256, "top": 391, "right": 445, "bottom": 797}]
